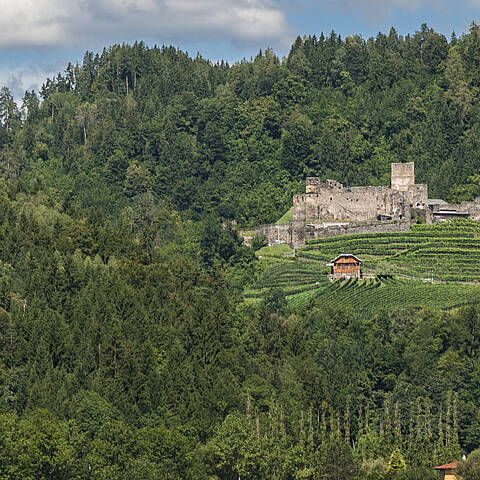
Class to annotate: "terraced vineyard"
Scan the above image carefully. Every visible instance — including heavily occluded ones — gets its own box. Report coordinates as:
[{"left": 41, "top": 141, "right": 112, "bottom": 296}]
[
  {"left": 316, "top": 276, "right": 479, "bottom": 315},
  {"left": 246, "top": 219, "right": 480, "bottom": 309},
  {"left": 244, "top": 261, "right": 330, "bottom": 302},
  {"left": 299, "top": 219, "right": 480, "bottom": 282}
]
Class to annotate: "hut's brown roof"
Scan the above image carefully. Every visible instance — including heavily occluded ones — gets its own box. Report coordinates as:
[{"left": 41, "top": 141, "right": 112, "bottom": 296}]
[
  {"left": 329, "top": 254, "right": 363, "bottom": 264},
  {"left": 434, "top": 462, "right": 458, "bottom": 470}
]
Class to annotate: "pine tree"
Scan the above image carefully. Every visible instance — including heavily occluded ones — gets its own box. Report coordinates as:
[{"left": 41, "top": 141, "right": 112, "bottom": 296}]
[
  {"left": 445, "top": 46, "right": 472, "bottom": 124},
  {"left": 446, "top": 391, "right": 452, "bottom": 450},
  {"left": 387, "top": 447, "right": 407, "bottom": 473},
  {"left": 437, "top": 407, "right": 445, "bottom": 461},
  {"left": 307, "top": 406, "right": 314, "bottom": 452},
  {"left": 415, "top": 397, "right": 423, "bottom": 441},
  {"left": 384, "top": 397, "right": 393, "bottom": 448}
]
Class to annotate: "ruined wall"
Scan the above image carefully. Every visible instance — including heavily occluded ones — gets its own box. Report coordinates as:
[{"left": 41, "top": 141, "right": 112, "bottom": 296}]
[
  {"left": 293, "top": 197, "right": 307, "bottom": 221},
  {"left": 406, "top": 184, "right": 428, "bottom": 208},
  {"left": 306, "top": 219, "right": 410, "bottom": 242},
  {"left": 466, "top": 200, "right": 480, "bottom": 220},
  {"left": 306, "top": 178, "right": 343, "bottom": 194},
  {"left": 255, "top": 221, "right": 307, "bottom": 248},
  {"left": 391, "top": 162, "right": 415, "bottom": 191},
  {"left": 290, "top": 220, "right": 306, "bottom": 247},
  {"left": 256, "top": 161, "right": 435, "bottom": 247},
  {"left": 254, "top": 223, "right": 291, "bottom": 245},
  {"left": 391, "top": 162, "right": 427, "bottom": 207},
  {"left": 294, "top": 185, "right": 409, "bottom": 222},
  {"left": 296, "top": 163, "right": 425, "bottom": 223},
  {"left": 453, "top": 199, "right": 480, "bottom": 220},
  {"left": 256, "top": 219, "right": 411, "bottom": 248}
]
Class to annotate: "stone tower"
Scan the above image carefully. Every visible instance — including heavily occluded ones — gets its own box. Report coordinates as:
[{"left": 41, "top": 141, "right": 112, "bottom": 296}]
[{"left": 391, "top": 162, "right": 415, "bottom": 192}]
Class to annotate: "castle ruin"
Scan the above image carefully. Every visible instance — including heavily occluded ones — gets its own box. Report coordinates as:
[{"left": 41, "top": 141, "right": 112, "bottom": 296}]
[
  {"left": 255, "top": 162, "right": 480, "bottom": 248},
  {"left": 295, "top": 162, "right": 427, "bottom": 223}
]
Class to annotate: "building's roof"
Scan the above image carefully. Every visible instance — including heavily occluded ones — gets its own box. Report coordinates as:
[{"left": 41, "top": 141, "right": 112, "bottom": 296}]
[
  {"left": 427, "top": 199, "right": 448, "bottom": 206},
  {"left": 329, "top": 254, "right": 363, "bottom": 264},
  {"left": 434, "top": 462, "right": 458, "bottom": 470},
  {"left": 435, "top": 211, "right": 469, "bottom": 216}
]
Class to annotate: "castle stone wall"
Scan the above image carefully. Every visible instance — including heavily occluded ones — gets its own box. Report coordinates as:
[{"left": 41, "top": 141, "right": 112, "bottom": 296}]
[
  {"left": 305, "top": 219, "right": 411, "bottom": 242},
  {"left": 255, "top": 223, "right": 291, "bottom": 245},
  {"left": 255, "top": 219, "right": 411, "bottom": 248},
  {"left": 466, "top": 200, "right": 480, "bottom": 220},
  {"left": 295, "top": 163, "right": 426, "bottom": 223},
  {"left": 251, "top": 161, "right": 471, "bottom": 249},
  {"left": 406, "top": 184, "right": 428, "bottom": 208},
  {"left": 428, "top": 198, "right": 480, "bottom": 223},
  {"left": 290, "top": 220, "right": 306, "bottom": 247},
  {"left": 294, "top": 185, "right": 409, "bottom": 222}
]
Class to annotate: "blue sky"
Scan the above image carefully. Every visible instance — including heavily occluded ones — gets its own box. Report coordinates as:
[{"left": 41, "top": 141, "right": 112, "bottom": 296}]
[{"left": 1, "top": 0, "right": 479, "bottom": 99}]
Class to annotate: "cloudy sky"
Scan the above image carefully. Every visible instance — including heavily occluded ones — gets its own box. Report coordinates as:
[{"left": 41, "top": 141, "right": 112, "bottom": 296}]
[{"left": 0, "top": 0, "right": 478, "bottom": 98}]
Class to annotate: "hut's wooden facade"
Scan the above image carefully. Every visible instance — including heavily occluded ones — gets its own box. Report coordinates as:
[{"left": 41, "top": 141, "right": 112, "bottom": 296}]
[{"left": 327, "top": 254, "right": 362, "bottom": 279}]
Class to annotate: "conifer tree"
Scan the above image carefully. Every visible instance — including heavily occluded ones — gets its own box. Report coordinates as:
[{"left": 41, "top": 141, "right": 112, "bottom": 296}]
[
  {"left": 387, "top": 447, "right": 407, "bottom": 474},
  {"left": 384, "top": 397, "right": 393, "bottom": 448},
  {"left": 394, "top": 402, "right": 402, "bottom": 447}
]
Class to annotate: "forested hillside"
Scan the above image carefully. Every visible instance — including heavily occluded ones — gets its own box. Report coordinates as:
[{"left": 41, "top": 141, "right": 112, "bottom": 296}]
[
  {"left": 3, "top": 22, "right": 480, "bottom": 227},
  {"left": 1, "top": 23, "right": 480, "bottom": 479}
]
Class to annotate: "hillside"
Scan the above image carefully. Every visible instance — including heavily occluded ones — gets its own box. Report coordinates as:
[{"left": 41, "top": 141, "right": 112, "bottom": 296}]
[
  {"left": 246, "top": 219, "right": 480, "bottom": 311},
  {"left": 302, "top": 219, "right": 480, "bottom": 281},
  {"left": 4, "top": 24, "right": 480, "bottom": 229},
  {"left": 3, "top": 25, "right": 480, "bottom": 479}
]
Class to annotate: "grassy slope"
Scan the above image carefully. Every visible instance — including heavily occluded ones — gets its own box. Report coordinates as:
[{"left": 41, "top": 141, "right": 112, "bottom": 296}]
[
  {"left": 246, "top": 220, "right": 480, "bottom": 310},
  {"left": 275, "top": 207, "right": 294, "bottom": 224},
  {"left": 256, "top": 243, "right": 294, "bottom": 256}
]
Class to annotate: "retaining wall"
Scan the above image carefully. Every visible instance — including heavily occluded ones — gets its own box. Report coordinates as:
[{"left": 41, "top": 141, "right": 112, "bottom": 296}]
[{"left": 255, "top": 219, "right": 411, "bottom": 248}]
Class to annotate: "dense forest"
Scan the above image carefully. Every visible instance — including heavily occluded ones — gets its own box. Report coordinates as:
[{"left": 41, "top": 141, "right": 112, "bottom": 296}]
[{"left": 1, "top": 22, "right": 480, "bottom": 479}]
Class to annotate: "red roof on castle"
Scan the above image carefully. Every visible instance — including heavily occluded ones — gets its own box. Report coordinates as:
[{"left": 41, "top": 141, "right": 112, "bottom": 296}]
[{"left": 434, "top": 462, "right": 458, "bottom": 470}]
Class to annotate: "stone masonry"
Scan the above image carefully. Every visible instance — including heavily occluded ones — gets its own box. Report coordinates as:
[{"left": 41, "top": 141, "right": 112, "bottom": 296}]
[
  {"left": 254, "top": 162, "right": 450, "bottom": 248},
  {"left": 294, "top": 162, "right": 427, "bottom": 223}
]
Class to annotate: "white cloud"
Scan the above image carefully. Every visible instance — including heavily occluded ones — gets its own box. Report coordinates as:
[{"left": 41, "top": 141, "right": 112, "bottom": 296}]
[
  {"left": 0, "top": 1, "right": 76, "bottom": 47},
  {"left": 0, "top": 64, "right": 57, "bottom": 101},
  {"left": 0, "top": 0, "right": 291, "bottom": 48},
  {"left": 163, "top": 0, "right": 288, "bottom": 43}
]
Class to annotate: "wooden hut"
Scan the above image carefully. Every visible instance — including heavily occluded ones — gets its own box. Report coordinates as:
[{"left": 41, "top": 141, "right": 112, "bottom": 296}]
[
  {"left": 434, "top": 461, "right": 458, "bottom": 480},
  {"left": 327, "top": 254, "right": 362, "bottom": 279}
]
